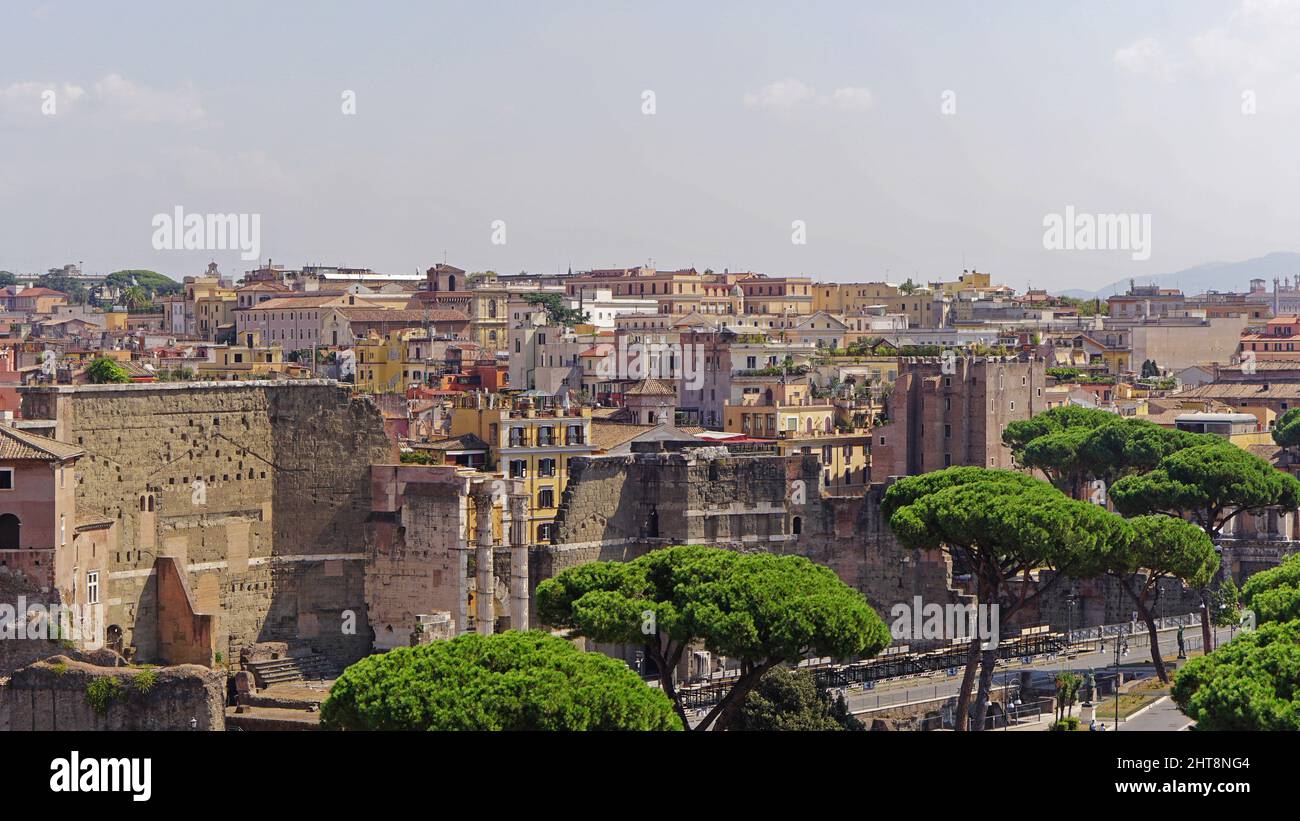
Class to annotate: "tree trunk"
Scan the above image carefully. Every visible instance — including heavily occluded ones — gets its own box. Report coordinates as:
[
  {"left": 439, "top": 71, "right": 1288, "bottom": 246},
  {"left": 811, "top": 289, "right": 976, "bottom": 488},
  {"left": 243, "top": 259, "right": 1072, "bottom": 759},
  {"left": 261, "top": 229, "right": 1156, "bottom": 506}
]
[
  {"left": 953, "top": 637, "right": 982, "bottom": 731},
  {"left": 1116, "top": 576, "right": 1168, "bottom": 683},
  {"left": 970, "top": 645, "right": 999, "bottom": 731},
  {"left": 696, "top": 659, "right": 779, "bottom": 732},
  {"left": 648, "top": 643, "right": 691, "bottom": 730},
  {"left": 1200, "top": 589, "right": 1214, "bottom": 654}
]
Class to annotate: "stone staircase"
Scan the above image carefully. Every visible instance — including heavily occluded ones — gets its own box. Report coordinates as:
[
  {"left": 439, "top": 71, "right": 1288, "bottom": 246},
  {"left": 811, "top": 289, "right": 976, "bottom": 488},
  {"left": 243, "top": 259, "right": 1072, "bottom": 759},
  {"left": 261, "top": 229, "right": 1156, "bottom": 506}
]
[{"left": 245, "top": 654, "right": 339, "bottom": 689}]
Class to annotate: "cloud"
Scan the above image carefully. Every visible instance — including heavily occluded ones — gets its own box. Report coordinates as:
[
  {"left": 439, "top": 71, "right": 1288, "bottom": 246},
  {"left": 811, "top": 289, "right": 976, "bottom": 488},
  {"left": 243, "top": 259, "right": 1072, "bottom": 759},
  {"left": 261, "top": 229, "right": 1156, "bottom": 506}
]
[
  {"left": 743, "top": 79, "right": 872, "bottom": 112},
  {"left": 1115, "top": 2, "right": 1300, "bottom": 86},
  {"left": 829, "top": 86, "right": 872, "bottom": 111},
  {"left": 743, "top": 78, "right": 817, "bottom": 110},
  {"left": 1113, "top": 37, "right": 1179, "bottom": 80},
  {"left": 0, "top": 73, "right": 204, "bottom": 125},
  {"left": 92, "top": 73, "right": 205, "bottom": 124}
]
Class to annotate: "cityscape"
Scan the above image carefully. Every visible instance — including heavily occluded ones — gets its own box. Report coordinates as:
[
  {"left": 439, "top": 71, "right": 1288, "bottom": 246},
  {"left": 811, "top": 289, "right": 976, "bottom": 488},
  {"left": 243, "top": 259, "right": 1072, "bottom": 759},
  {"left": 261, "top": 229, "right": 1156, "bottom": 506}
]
[{"left": 0, "top": 0, "right": 1290, "bottom": 801}]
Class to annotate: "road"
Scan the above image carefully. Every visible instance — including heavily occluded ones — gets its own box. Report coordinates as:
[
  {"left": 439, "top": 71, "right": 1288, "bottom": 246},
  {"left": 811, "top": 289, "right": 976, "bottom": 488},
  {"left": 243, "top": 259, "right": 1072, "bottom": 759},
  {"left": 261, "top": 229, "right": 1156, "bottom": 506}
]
[{"left": 840, "top": 625, "right": 1237, "bottom": 726}]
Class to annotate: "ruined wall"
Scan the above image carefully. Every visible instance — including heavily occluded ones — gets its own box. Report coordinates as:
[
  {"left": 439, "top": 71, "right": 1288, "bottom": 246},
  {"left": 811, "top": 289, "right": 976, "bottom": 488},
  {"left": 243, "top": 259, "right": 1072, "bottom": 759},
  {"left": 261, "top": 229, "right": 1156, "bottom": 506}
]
[
  {"left": 364, "top": 466, "right": 521, "bottom": 646},
  {"left": 0, "top": 655, "right": 225, "bottom": 731},
  {"left": 19, "top": 381, "right": 395, "bottom": 668},
  {"left": 543, "top": 448, "right": 957, "bottom": 628}
]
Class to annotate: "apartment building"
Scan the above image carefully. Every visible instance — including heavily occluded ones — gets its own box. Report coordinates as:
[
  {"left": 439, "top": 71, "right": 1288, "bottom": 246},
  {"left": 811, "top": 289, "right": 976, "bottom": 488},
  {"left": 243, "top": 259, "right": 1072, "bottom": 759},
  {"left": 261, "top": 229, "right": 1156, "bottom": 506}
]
[{"left": 448, "top": 397, "right": 594, "bottom": 542}]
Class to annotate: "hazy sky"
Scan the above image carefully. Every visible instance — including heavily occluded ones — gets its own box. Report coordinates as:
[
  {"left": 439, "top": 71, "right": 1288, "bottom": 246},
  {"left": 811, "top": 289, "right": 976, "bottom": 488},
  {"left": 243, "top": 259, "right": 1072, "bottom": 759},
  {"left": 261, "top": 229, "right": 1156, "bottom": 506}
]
[{"left": 1, "top": 0, "right": 1297, "bottom": 291}]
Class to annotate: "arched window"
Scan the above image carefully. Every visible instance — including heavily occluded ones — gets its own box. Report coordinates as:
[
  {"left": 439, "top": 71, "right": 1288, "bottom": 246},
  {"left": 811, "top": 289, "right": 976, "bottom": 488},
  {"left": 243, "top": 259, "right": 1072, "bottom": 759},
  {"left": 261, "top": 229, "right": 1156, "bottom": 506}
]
[
  {"left": 792, "top": 516, "right": 803, "bottom": 535},
  {"left": 0, "top": 514, "right": 20, "bottom": 550}
]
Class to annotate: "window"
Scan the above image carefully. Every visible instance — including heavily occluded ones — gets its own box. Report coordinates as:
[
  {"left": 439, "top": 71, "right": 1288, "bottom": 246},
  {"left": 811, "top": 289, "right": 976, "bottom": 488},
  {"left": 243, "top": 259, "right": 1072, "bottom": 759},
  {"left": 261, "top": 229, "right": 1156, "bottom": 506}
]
[
  {"left": 60, "top": 514, "right": 66, "bottom": 546},
  {"left": 87, "top": 571, "right": 100, "bottom": 605},
  {"left": 509, "top": 460, "right": 527, "bottom": 479},
  {"left": 539, "top": 458, "right": 556, "bottom": 478},
  {"left": 0, "top": 468, "right": 12, "bottom": 490},
  {"left": 538, "top": 487, "right": 555, "bottom": 508}
]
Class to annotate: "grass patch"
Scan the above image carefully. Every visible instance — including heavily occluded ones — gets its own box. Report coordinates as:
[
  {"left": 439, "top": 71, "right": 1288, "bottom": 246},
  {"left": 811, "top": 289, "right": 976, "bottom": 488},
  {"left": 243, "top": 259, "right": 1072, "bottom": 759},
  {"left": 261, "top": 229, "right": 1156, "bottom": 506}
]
[{"left": 85, "top": 676, "right": 123, "bottom": 715}]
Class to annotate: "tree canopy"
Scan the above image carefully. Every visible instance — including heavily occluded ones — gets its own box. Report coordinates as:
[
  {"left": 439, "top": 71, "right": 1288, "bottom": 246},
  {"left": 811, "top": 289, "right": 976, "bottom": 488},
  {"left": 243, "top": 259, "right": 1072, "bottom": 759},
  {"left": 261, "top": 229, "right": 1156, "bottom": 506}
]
[
  {"left": 1003, "top": 408, "right": 1206, "bottom": 494},
  {"left": 1242, "top": 553, "right": 1300, "bottom": 626},
  {"left": 882, "top": 466, "right": 1130, "bottom": 727},
  {"left": 1110, "top": 442, "right": 1300, "bottom": 534},
  {"left": 1103, "top": 515, "right": 1217, "bottom": 681},
  {"left": 535, "top": 545, "right": 890, "bottom": 731},
  {"left": 84, "top": 357, "right": 131, "bottom": 384},
  {"left": 732, "top": 667, "right": 864, "bottom": 731},
  {"left": 523, "top": 292, "right": 590, "bottom": 327},
  {"left": 105, "top": 269, "right": 181, "bottom": 295},
  {"left": 1273, "top": 408, "right": 1300, "bottom": 453},
  {"left": 1171, "top": 618, "right": 1300, "bottom": 731},
  {"left": 319, "top": 631, "right": 680, "bottom": 731}
]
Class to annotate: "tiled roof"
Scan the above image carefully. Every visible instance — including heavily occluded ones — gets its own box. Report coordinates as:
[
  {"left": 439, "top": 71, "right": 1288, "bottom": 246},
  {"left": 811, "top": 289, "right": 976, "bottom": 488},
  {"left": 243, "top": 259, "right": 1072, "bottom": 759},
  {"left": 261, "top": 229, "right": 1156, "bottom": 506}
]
[
  {"left": 335, "top": 309, "right": 468, "bottom": 323},
  {"left": 0, "top": 425, "right": 84, "bottom": 461},
  {"left": 624, "top": 379, "right": 676, "bottom": 397},
  {"left": 1178, "top": 383, "right": 1300, "bottom": 401}
]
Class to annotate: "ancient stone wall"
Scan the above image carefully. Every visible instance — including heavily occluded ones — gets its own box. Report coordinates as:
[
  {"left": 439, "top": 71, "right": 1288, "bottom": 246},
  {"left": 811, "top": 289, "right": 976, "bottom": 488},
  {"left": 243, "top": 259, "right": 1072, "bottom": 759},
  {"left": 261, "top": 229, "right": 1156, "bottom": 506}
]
[
  {"left": 19, "top": 381, "right": 395, "bottom": 668},
  {"left": 0, "top": 655, "right": 225, "bottom": 731},
  {"left": 543, "top": 449, "right": 957, "bottom": 630}
]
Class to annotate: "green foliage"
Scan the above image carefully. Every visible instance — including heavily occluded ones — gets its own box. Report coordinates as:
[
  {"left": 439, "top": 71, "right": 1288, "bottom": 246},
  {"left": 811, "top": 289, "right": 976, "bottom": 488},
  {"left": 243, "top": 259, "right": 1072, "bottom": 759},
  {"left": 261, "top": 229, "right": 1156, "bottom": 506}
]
[
  {"left": 1003, "top": 408, "right": 1206, "bottom": 492},
  {"left": 320, "top": 631, "right": 680, "bottom": 731},
  {"left": 1049, "top": 716, "right": 1081, "bottom": 731},
  {"left": 85, "top": 676, "right": 123, "bottom": 715},
  {"left": 538, "top": 546, "right": 889, "bottom": 669},
  {"left": 1055, "top": 671, "right": 1082, "bottom": 721},
  {"left": 1110, "top": 443, "right": 1300, "bottom": 534},
  {"left": 536, "top": 545, "right": 890, "bottom": 730},
  {"left": 1212, "top": 577, "right": 1243, "bottom": 628},
  {"left": 1242, "top": 553, "right": 1300, "bottom": 626},
  {"left": 36, "top": 272, "right": 87, "bottom": 305},
  {"left": 399, "top": 450, "right": 437, "bottom": 465},
  {"left": 523, "top": 293, "right": 589, "bottom": 327},
  {"left": 898, "top": 277, "right": 917, "bottom": 294},
  {"left": 1172, "top": 618, "right": 1300, "bottom": 730},
  {"left": 51, "top": 661, "right": 68, "bottom": 676},
  {"left": 1273, "top": 408, "right": 1300, "bottom": 451},
  {"left": 132, "top": 669, "right": 158, "bottom": 693},
  {"left": 1108, "top": 515, "right": 1217, "bottom": 590},
  {"left": 84, "top": 356, "right": 132, "bottom": 384},
  {"left": 732, "top": 667, "right": 864, "bottom": 731},
  {"left": 882, "top": 467, "right": 1125, "bottom": 581},
  {"left": 0, "top": 271, "right": 16, "bottom": 287},
  {"left": 1141, "top": 359, "right": 1160, "bottom": 378},
  {"left": 106, "top": 270, "right": 181, "bottom": 296}
]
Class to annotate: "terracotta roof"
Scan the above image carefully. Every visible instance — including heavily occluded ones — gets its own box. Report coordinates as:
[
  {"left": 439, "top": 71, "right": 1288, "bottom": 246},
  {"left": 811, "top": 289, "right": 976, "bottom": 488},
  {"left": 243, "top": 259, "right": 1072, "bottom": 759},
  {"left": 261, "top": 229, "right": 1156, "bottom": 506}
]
[
  {"left": 245, "top": 295, "right": 356, "bottom": 310},
  {"left": 1178, "top": 383, "right": 1300, "bottom": 401},
  {"left": 335, "top": 308, "right": 467, "bottom": 323},
  {"left": 624, "top": 378, "right": 676, "bottom": 397},
  {"left": 414, "top": 433, "right": 489, "bottom": 452},
  {"left": 0, "top": 425, "right": 84, "bottom": 461}
]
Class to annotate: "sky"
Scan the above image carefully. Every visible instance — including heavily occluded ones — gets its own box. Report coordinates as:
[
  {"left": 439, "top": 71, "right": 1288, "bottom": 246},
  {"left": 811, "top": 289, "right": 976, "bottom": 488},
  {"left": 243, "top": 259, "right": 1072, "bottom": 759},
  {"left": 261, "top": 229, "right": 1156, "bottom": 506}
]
[{"left": 1, "top": 0, "right": 1297, "bottom": 292}]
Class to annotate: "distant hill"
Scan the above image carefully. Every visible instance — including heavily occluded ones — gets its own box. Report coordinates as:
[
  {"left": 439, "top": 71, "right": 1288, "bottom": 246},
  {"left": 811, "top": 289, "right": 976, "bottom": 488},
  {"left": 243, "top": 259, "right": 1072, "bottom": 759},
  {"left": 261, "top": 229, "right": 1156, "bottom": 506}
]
[{"left": 1058, "top": 252, "right": 1300, "bottom": 299}]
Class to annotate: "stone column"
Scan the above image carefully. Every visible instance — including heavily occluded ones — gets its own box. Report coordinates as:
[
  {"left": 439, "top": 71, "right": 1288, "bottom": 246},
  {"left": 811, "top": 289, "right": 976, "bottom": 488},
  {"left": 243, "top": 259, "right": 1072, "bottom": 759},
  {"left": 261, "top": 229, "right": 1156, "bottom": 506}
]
[
  {"left": 455, "top": 494, "right": 470, "bottom": 635},
  {"left": 508, "top": 491, "right": 530, "bottom": 631},
  {"left": 472, "top": 487, "right": 495, "bottom": 635}
]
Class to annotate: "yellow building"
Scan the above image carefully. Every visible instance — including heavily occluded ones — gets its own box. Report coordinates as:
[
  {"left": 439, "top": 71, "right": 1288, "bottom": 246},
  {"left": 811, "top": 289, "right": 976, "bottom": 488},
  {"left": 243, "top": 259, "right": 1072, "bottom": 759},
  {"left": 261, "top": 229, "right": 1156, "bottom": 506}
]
[
  {"left": 195, "top": 290, "right": 237, "bottom": 341},
  {"left": 351, "top": 328, "right": 440, "bottom": 394},
  {"left": 195, "top": 332, "right": 311, "bottom": 379},
  {"left": 448, "top": 398, "right": 594, "bottom": 542}
]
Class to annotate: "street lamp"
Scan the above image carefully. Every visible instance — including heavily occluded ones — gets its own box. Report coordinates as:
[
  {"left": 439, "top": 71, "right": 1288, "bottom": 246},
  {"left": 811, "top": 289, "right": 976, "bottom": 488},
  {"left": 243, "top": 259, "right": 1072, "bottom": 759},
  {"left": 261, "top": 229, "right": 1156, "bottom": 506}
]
[
  {"left": 1111, "top": 625, "right": 1129, "bottom": 728},
  {"left": 1065, "top": 591, "right": 1080, "bottom": 646}
]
